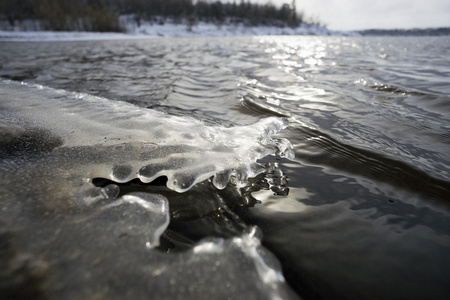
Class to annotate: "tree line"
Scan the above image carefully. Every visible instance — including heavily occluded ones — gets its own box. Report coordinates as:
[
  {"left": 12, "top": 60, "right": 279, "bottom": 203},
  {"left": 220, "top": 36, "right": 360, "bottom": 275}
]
[{"left": 0, "top": 0, "right": 305, "bottom": 32}]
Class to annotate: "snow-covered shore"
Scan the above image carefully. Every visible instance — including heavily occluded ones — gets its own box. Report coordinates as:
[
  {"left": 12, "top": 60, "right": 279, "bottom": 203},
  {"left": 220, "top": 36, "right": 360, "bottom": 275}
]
[{"left": 0, "top": 17, "right": 358, "bottom": 41}]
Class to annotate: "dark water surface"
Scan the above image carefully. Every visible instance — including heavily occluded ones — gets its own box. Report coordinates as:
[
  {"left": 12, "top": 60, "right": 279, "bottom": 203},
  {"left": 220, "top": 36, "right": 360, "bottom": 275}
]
[{"left": 1, "top": 36, "right": 450, "bottom": 299}]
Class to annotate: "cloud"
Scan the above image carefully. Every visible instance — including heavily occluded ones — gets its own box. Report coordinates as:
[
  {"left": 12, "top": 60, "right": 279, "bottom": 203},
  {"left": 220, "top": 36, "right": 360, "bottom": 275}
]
[{"left": 256, "top": 0, "right": 450, "bottom": 30}]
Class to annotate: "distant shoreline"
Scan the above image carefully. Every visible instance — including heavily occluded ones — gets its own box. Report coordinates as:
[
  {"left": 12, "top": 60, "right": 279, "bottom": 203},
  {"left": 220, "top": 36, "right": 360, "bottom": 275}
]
[
  {"left": 358, "top": 27, "right": 450, "bottom": 36},
  {"left": 0, "top": 17, "right": 357, "bottom": 41},
  {"left": 1, "top": 18, "right": 448, "bottom": 42}
]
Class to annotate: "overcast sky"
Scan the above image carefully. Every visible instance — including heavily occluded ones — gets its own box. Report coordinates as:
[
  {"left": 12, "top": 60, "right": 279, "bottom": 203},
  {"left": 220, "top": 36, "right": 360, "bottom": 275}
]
[{"left": 256, "top": 0, "right": 450, "bottom": 31}]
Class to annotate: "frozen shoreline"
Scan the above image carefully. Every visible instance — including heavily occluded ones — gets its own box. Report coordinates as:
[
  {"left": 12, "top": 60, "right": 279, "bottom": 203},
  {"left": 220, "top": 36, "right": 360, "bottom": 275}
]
[{"left": 0, "top": 18, "right": 358, "bottom": 41}]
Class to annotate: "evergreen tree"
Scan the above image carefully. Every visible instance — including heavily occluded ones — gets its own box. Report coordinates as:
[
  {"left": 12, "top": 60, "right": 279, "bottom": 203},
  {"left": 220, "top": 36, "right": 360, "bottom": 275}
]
[{"left": 0, "top": 0, "right": 311, "bottom": 32}]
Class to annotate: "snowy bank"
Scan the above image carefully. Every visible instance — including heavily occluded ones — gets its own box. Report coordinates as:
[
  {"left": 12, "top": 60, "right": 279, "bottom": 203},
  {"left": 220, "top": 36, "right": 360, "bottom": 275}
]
[{"left": 0, "top": 18, "right": 358, "bottom": 41}]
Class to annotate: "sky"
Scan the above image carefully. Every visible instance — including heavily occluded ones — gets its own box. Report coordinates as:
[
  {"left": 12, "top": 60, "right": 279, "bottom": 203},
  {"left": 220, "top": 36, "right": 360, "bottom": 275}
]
[{"left": 258, "top": 0, "right": 450, "bottom": 31}]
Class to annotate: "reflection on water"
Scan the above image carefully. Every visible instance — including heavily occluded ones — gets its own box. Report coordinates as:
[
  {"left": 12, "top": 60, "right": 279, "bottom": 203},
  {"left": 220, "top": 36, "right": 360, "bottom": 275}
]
[
  {"left": 1, "top": 36, "right": 450, "bottom": 299},
  {"left": 252, "top": 187, "right": 312, "bottom": 213}
]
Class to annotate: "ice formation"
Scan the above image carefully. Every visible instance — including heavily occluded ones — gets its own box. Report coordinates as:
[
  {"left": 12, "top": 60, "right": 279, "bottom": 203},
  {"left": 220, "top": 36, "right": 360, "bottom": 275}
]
[
  {"left": 0, "top": 189, "right": 299, "bottom": 299},
  {"left": 0, "top": 79, "right": 297, "bottom": 298},
  {"left": 0, "top": 80, "right": 294, "bottom": 197}
]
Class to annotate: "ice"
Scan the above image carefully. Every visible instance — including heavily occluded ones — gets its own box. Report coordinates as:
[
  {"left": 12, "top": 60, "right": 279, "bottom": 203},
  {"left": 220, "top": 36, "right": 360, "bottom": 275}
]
[
  {"left": 156, "top": 226, "right": 299, "bottom": 299},
  {"left": 1, "top": 204, "right": 299, "bottom": 299},
  {"left": 0, "top": 79, "right": 298, "bottom": 298},
  {"left": 0, "top": 80, "right": 294, "bottom": 196}
]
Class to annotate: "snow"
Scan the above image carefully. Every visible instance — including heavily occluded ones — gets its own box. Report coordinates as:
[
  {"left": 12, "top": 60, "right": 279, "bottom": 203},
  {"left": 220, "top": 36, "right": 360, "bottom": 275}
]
[
  {"left": 0, "top": 17, "right": 358, "bottom": 41},
  {"left": 0, "top": 30, "right": 139, "bottom": 41}
]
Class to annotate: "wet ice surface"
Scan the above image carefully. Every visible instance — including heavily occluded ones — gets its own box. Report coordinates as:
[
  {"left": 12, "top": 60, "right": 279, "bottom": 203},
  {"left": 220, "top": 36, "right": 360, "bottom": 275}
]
[
  {"left": 1, "top": 80, "right": 293, "bottom": 193},
  {"left": 0, "top": 80, "right": 297, "bottom": 299}
]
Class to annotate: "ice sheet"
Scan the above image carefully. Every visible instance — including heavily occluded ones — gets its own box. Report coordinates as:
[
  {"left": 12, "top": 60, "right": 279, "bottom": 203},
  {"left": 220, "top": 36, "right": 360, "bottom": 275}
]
[
  {"left": 0, "top": 80, "right": 293, "bottom": 196},
  {"left": 0, "top": 79, "right": 298, "bottom": 299}
]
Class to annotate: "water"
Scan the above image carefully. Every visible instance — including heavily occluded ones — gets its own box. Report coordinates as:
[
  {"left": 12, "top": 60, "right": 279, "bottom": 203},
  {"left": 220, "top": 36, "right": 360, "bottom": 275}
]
[{"left": 1, "top": 36, "right": 450, "bottom": 299}]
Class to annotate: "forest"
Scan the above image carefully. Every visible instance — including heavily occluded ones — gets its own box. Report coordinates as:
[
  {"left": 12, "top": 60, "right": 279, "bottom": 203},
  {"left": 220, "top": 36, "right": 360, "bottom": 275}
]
[{"left": 0, "top": 0, "right": 306, "bottom": 32}]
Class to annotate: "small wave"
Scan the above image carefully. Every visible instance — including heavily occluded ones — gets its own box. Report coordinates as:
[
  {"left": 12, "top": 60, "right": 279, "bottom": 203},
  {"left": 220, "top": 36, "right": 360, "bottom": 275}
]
[
  {"left": 355, "top": 79, "right": 429, "bottom": 96},
  {"left": 288, "top": 122, "right": 450, "bottom": 207},
  {"left": 240, "top": 95, "right": 290, "bottom": 118}
]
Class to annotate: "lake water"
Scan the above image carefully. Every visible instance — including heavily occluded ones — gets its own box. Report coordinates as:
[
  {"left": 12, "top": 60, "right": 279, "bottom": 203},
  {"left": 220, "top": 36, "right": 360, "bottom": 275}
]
[{"left": 1, "top": 36, "right": 450, "bottom": 299}]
